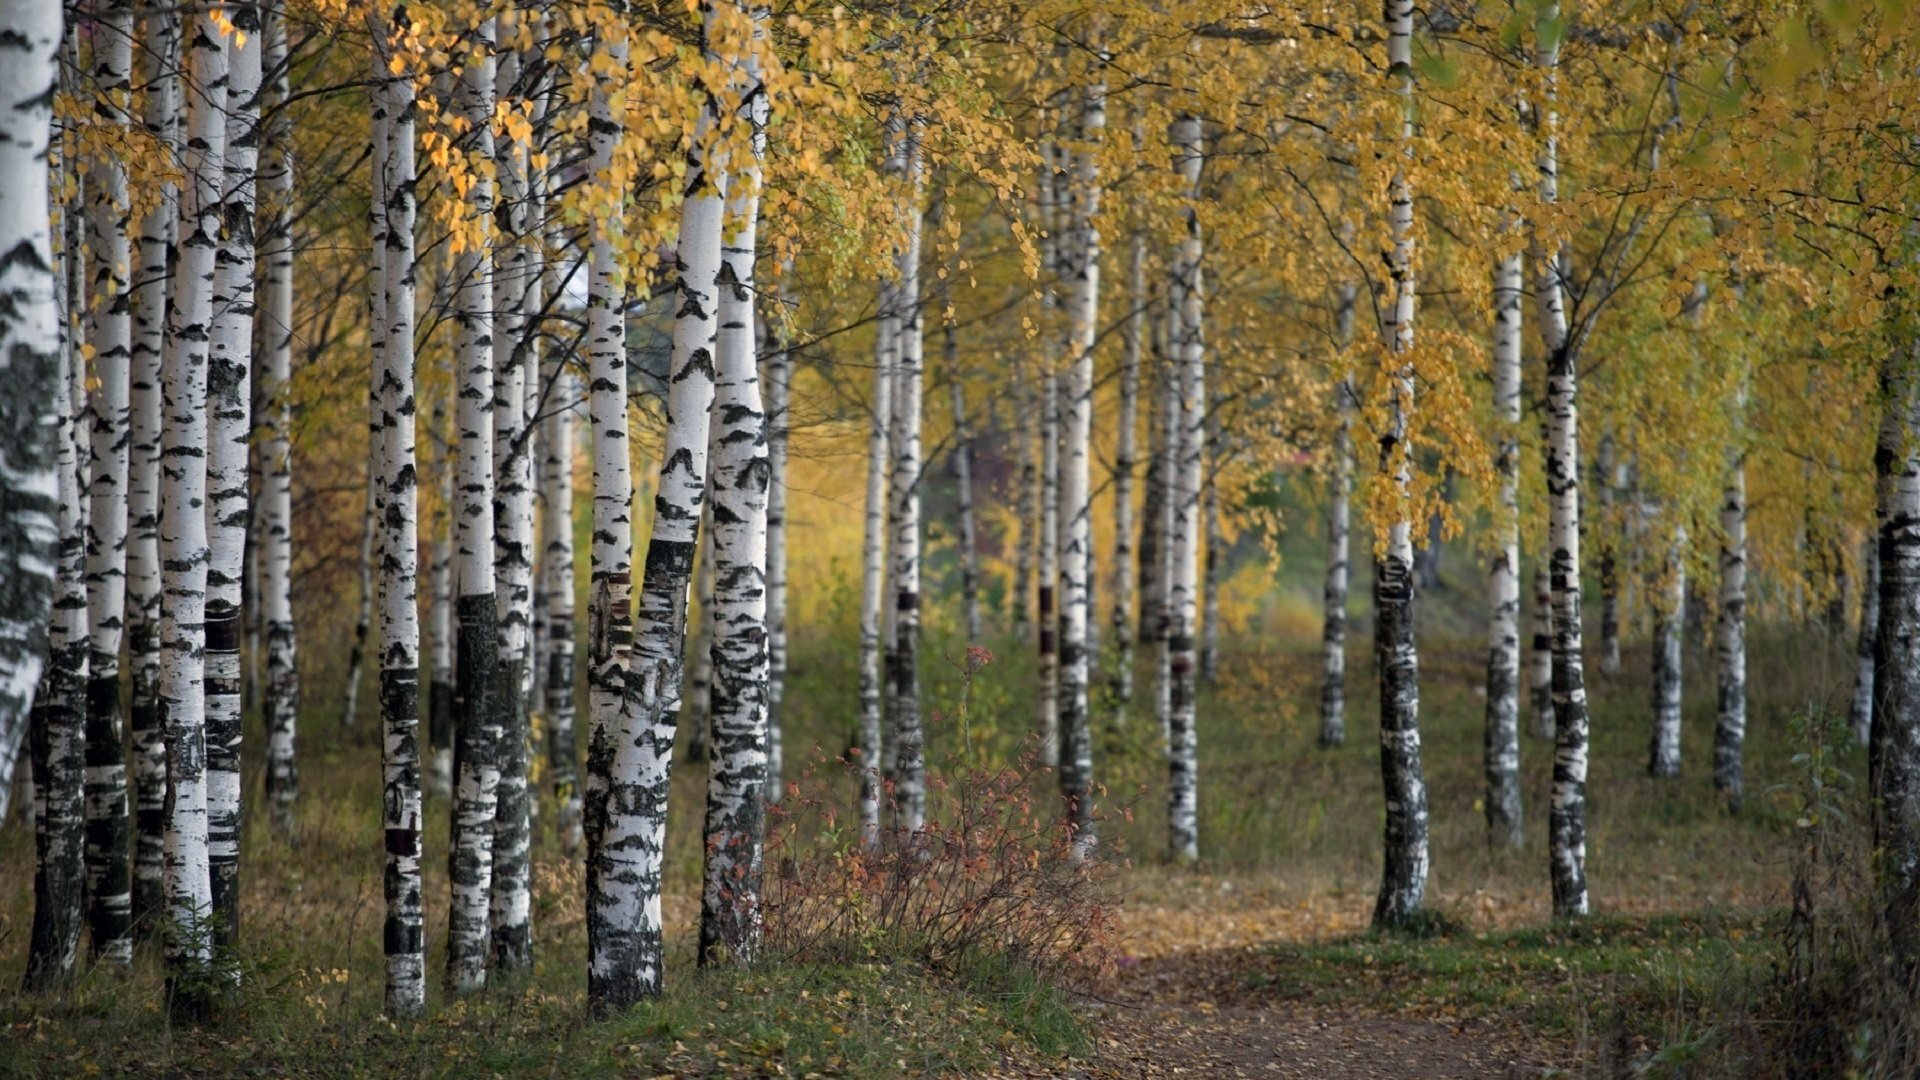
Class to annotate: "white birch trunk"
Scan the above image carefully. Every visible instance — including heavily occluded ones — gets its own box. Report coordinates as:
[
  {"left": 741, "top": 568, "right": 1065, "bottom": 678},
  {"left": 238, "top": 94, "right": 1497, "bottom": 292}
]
[
  {"left": 370, "top": 10, "right": 425, "bottom": 1015},
  {"left": 1648, "top": 520, "right": 1686, "bottom": 778},
  {"left": 1536, "top": 0, "right": 1590, "bottom": 918},
  {"left": 1871, "top": 341, "right": 1920, "bottom": 973},
  {"left": 0, "top": 0, "right": 61, "bottom": 837},
  {"left": 260, "top": 6, "right": 299, "bottom": 832},
  {"left": 446, "top": 15, "right": 500, "bottom": 997},
  {"left": 540, "top": 294, "right": 580, "bottom": 852},
  {"left": 763, "top": 296, "right": 791, "bottom": 804},
  {"left": 28, "top": 188, "right": 86, "bottom": 989},
  {"left": 124, "top": 2, "right": 175, "bottom": 924},
  {"left": 1036, "top": 137, "right": 1062, "bottom": 767},
  {"left": 1854, "top": 539, "right": 1879, "bottom": 746},
  {"left": 856, "top": 275, "right": 894, "bottom": 847},
  {"left": 161, "top": 6, "right": 226, "bottom": 1010},
  {"left": 1150, "top": 317, "right": 1176, "bottom": 754},
  {"left": 582, "top": 8, "right": 639, "bottom": 1013},
  {"left": 1059, "top": 74, "right": 1104, "bottom": 850},
  {"left": 488, "top": 29, "right": 536, "bottom": 973},
  {"left": 14, "top": 6, "right": 70, "bottom": 973},
  {"left": 947, "top": 344, "right": 982, "bottom": 648},
  {"left": 700, "top": 25, "right": 770, "bottom": 959},
  {"left": 1484, "top": 249, "right": 1524, "bottom": 848},
  {"left": 1714, "top": 393, "right": 1749, "bottom": 806},
  {"left": 1165, "top": 115, "right": 1205, "bottom": 865},
  {"left": 594, "top": 3, "right": 728, "bottom": 1004},
  {"left": 886, "top": 123, "right": 928, "bottom": 833},
  {"left": 82, "top": 0, "right": 135, "bottom": 965},
  {"left": 1011, "top": 362, "right": 1037, "bottom": 639},
  {"left": 205, "top": 3, "right": 261, "bottom": 960},
  {"left": 1107, "top": 230, "right": 1144, "bottom": 724},
  {"left": 1320, "top": 287, "right": 1357, "bottom": 749},
  {"left": 1373, "top": 0, "right": 1429, "bottom": 928},
  {"left": 428, "top": 427, "right": 455, "bottom": 799}
]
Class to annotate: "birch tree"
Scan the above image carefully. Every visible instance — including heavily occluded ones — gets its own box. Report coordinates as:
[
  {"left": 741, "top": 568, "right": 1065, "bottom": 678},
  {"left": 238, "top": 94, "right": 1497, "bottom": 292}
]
[
  {"left": 1647, "top": 522, "right": 1686, "bottom": 778},
  {"left": 763, "top": 298, "right": 791, "bottom": 803},
  {"left": 1535, "top": 0, "right": 1590, "bottom": 918},
  {"left": 583, "top": 2, "right": 638, "bottom": 1012},
  {"left": 700, "top": 13, "right": 770, "bottom": 959},
  {"left": 82, "top": 0, "right": 135, "bottom": 965},
  {"left": 161, "top": 3, "right": 227, "bottom": 1011},
  {"left": 944, "top": 326, "right": 981, "bottom": 644},
  {"left": 0, "top": 0, "right": 60, "bottom": 837},
  {"left": 125, "top": 1, "right": 176, "bottom": 922},
  {"left": 1058, "top": 67, "right": 1105, "bottom": 850},
  {"left": 1871, "top": 338, "right": 1920, "bottom": 977},
  {"left": 886, "top": 120, "right": 928, "bottom": 833},
  {"left": 1106, "top": 230, "right": 1144, "bottom": 722},
  {"left": 1853, "top": 542, "right": 1878, "bottom": 745},
  {"left": 489, "top": 26, "right": 537, "bottom": 973},
  {"left": 259, "top": 5, "right": 299, "bottom": 830},
  {"left": 371, "top": 8, "right": 425, "bottom": 1015},
  {"left": 1319, "top": 287, "right": 1356, "bottom": 750},
  {"left": 1372, "top": 0, "right": 1429, "bottom": 929},
  {"left": 540, "top": 308, "right": 580, "bottom": 850},
  {"left": 204, "top": 1, "right": 263, "bottom": 956},
  {"left": 1484, "top": 246, "right": 1524, "bottom": 850},
  {"left": 447, "top": 14, "right": 501, "bottom": 997},
  {"left": 1165, "top": 114, "right": 1204, "bottom": 865},
  {"left": 591, "top": 0, "right": 729, "bottom": 1007},
  {"left": 1714, "top": 382, "right": 1749, "bottom": 808},
  {"left": 856, "top": 266, "right": 893, "bottom": 846},
  {"left": 27, "top": 212, "right": 85, "bottom": 991}
]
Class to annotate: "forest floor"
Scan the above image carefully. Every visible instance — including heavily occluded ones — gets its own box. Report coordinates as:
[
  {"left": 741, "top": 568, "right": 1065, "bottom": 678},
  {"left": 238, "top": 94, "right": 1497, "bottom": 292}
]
[{"left": 0, "top": 617, "right": 1855, "bottom": 1076}]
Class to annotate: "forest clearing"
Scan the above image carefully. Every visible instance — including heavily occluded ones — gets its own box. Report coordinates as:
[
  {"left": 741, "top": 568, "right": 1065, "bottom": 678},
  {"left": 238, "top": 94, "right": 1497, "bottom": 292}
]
[{"left": 1, "top": 0, "right": 1916, "bottom": 1075}]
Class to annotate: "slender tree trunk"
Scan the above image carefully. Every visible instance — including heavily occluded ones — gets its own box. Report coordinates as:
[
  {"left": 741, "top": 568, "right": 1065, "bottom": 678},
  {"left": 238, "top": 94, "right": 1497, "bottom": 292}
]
[
  {"left": 1107, "top": 231, "right": 1144, "bottom": 727},
  {"left": 1150, "top": 317, "right": 1176, "bottom": 753},
  {"left": 1714, "top": 426, "right": 1749, "bottom": 808},
  {"left": 1484, "top": 250, "right": 1523, "bottom": 849},
  {"left": 124, "top": 1, "right": 175, "bottom": 924},
  {"left": 1529, "top": 562, "right": 1554, "bottom": 738},
  {"left": 489, "top": 31, "right": 536, "bottom": 970},
  {"left": 1853, "top": 540, "right": 1879, "bottom": 746},
  {"left": 446, "top": 15, "right": 500, "bottom": 997},
  {"left": 1138, "top": 327, "right": 1168, "bottom": 647},
  {"left": 1648, "top": 522, "right": 1686, "bottom": 779},
  {"left": 582, "top": 6, "right": 640, "bottom": 1013},
  {"left": 857, "top": 265, "right": 894, "bottom": 846},
  {"left": 1057, "top": 72, "right": 1103, "bottom": 850},
  {"left": 1036, "top": 142, "right": 1061, "bottom": 769},
  {"left": 1373, "top": 0, "right": 1429, "bottom": 929},
  {"left": 1596, "top": 433, "right": 1621, "bottom": 678},
  {"left": 763, "top": 296, "right": 790, "bottom": 804},
  {"left": 1318, "top": 289, "right": 1357, "bottom": 749},
  {"left": 699, "top": 31, "right": 770, "bottom": 960},
  {"left": 949, "top": 335, "right": 982, "bottom": 645},
  {"left": 1199, "top": 423, "right": 1223, "bottom": 683},
  {"left": 160, "top": 5, "right": 227, "bottom": 1013},
  {"left": 370, "top": 11, "right": 425, "bottom": 1015},
  {"left": 28, "top": 209, "right": 86, "bottom": 990},
  {"left": 81, "top": 0, "right": 135, "bottom": 967},
  {"left": 541, "top": 300, "right": 580, "bottom": 852},
  {"left": 0, "top": 0, "right": 60, "bottom": 836},
  {"left": 1011, "top": 362, "right": 1037, "bottom": 640},
  {"left": 1871, "top": 339, "right": 1920, "bottom": 979},
  {"left": 205, "top": 3, "right": 262, "bottom": 961},
  {"left": 594, "top": 4, "right": 729, "bottom": 1004},
  {"left": 1537, "top": 0, "right": 1589, "bottom": 918},
  {"left": 15, "top": 8, "right": 72, "bottom": 974},
  {"left": 886, "top": 123, "right": 928, "bottom": 834},
  {"left": 1165, "top": 114, "right": 1205, "bottom": 865},
  {"left": 260, "top": 5, "right": 299, "bottom": 832}
]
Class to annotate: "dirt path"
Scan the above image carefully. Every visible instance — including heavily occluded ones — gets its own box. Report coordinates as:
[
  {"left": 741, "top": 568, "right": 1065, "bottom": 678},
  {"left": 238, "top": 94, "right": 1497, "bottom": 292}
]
[{"left": 991, "top": 879, "right": 1563, "bottom": 1078}]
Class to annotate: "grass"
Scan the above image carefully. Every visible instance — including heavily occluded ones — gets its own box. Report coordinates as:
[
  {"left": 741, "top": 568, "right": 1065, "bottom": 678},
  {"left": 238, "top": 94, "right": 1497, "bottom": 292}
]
[{"left": 0, "top": 524, "right": 1865, "bottom": 1075}]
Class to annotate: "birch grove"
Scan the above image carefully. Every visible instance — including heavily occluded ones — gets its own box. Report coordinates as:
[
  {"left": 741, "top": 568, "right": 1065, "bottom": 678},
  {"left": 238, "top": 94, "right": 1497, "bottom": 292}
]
[{"left": 10, "top": 0, "right": 1920, "bottom": 1059}]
